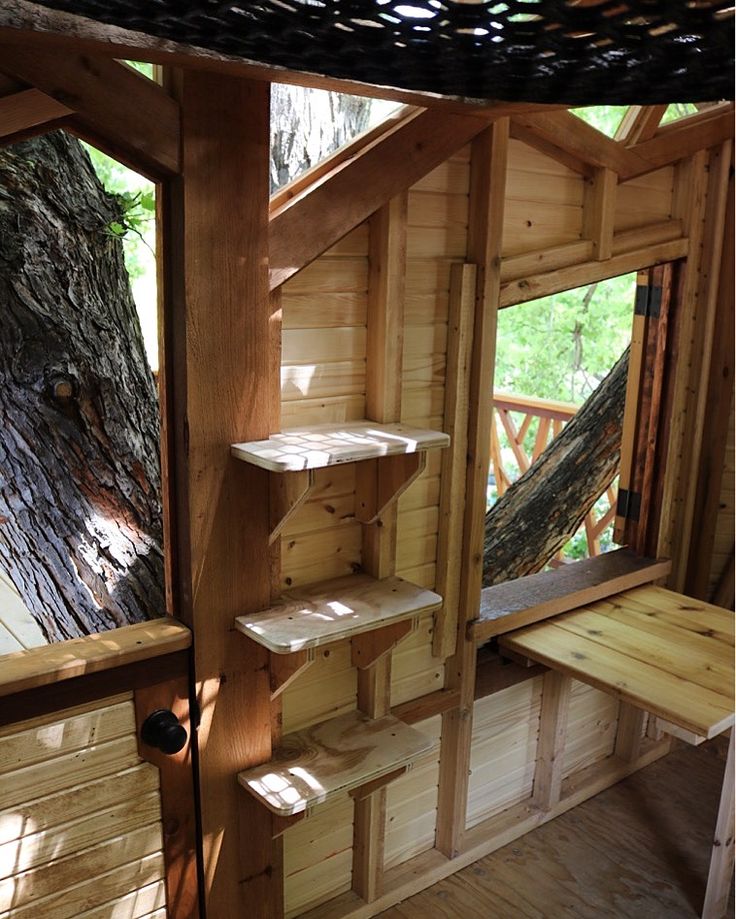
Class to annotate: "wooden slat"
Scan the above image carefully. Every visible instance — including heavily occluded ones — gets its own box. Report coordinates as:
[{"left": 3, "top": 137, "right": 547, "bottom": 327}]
[
  {"left": 433, "top": 263, "right": 475, "bottom": 659},
  {"left": 75, "top": 882, "right": 166, "bottom": 919},
  {"left": 614, "top": 105, "right": 667, "bottom": 145},
  {"left": 0, "top": 87, "right": 71, "bottom": 140},
  {"left": 0, "top": 49, "right": 179, "bottom": 177},
  {"left": 583, "top": 167, "right": 616, "bottom": 260},
  {"left": 473, "top": 549, "right": 671, "bottom": 642},
  {"left": 436, "top": 119, "right": 509, "bottom": 859},
  {"left": 0, "top": 619, "right": 191, "bottom": 697},
  {"left": 269, "top": 108, "right": 488, "bottom": 289},
  {"left": 238, "top": 711, "right": 432, "bottom": 816},
  {"left": 235, "top": 574, "right": 441, "bottom": 654}
]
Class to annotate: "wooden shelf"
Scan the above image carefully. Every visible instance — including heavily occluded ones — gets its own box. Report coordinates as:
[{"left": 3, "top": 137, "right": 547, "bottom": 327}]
[
  {"left": 231, "top": 421, "right": 449, "bottom": 472},
  {"left": 237, "top": 710, "right": 432, "bottom": 816},
  {"left": 235, "top": 573, "right": 441, "bottom": 654},
  {"left": 472, "top": 549, "right": 671, "bottom": 643}
]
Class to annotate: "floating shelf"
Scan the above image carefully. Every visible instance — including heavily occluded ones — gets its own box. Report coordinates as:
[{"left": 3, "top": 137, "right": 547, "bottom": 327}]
[
  {"left": 231, "top": 421, "right": 450, "bottom": 472},
  {"left": 237, "top": 710, "right": 432, "bottom": 816},
  {"left": 236, "top": 573, "right": 442, "bottom": 654}
]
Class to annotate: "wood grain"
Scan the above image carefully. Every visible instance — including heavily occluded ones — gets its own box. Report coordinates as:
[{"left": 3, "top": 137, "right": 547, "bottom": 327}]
[{"left": 238, "top": 711, "right": 432, "bottom": 816}]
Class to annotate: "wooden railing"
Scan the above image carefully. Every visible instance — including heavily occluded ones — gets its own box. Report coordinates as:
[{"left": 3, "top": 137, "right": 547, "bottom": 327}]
[{"left": 490, "top": 392, "right": 618, "bottom": 560}]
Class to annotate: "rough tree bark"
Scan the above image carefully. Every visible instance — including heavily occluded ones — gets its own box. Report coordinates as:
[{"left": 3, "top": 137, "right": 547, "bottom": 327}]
[
  {"left": 483, "top": 347, "right": 629, "bottom": 587},
  {"left": 270, "top": 85, "right": 371, "bottom": 191},
  {"left": 0, "top": 131, "right": 163, "bottom": 642}
]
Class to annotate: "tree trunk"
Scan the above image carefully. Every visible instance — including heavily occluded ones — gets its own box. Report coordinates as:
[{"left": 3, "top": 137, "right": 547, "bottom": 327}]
[
  {"left": 270, "top": 85, "right": 371, "bottom": 191},
  {"left": 0, "top": 131, "right": 163, "bottom": 642},
  {"left": 483, "top": 347, "right": 629, "bottom": 587}
]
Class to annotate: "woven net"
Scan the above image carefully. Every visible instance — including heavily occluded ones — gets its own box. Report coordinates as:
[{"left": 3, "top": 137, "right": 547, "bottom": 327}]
[{"left": 32, "top": 0, "right": 734, "bottom": 104}]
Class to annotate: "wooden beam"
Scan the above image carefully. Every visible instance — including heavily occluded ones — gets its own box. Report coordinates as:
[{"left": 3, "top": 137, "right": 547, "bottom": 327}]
[
  {"left": 702, "top": 729, "right": 735, "bottom": 919},
  {"left": 499, "top": 237, "right": 689, "bottom": 308},
  {"left": 512, "top": 110, "right": 649, "bottom": 177},
  {"left": 269, "top": 109, "right": 488, "bottom": 289},
  {"left": 163, "top": 72, "right": 275, "bottom": 916},
  {"left": 0, "top": 86, "right": 71, "bottom": 141},
  {"left": 583, "top": 167, "right": 616, "bottom": 260},
  {"left": 436, "top": 119, "right": 509, "bottom": 858},
  {"left": 613, "top": 702, "right": 646, "bottom": 763},
  {"left": 623, "top": 108, "right": 735, "bottom": 180},
  {"left": 0, "top": 1, "right": 564, "bottom": 117},
  {"left": 134, "top": 674, "right": 200, "bottom": 918},
  {"left": 351, "top": 191, "right": 408, "bottom": 904},
  {"left": 532, "top": 671, "right": 572, "bottom": 810},
  {"left": 0, "top": 47, "right": 180, "bottom": 177},
  {"left": 433, "top": 264, "right": 475, "bottom": 659}
]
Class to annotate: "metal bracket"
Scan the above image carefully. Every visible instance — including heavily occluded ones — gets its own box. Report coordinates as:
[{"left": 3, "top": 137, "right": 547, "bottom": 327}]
[
  {"left": 616, "top": 488, "right": 642, "bottom": 522},
  {"left": 634, "top": 283, "right": 662, "bottom": 318}
]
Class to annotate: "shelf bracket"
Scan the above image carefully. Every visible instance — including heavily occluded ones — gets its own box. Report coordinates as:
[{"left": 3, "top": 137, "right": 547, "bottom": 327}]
[
  {"left": 355, "top": 453, "right": 426, "bottom": 525},
  {"left": 269, "top": 469, "right": 315, "bottom": 545},
  {"left": 270, "top": 647, "right": 315, "bottom": 700},
  {"left": 351, "top": 618, "right": 416, "bottom": 670},
  {"left": 349, "top": 765, "right": 411, "bottom": 801},
  {"left": 271, "top": 809, "right": 309, "bottom": 838}
]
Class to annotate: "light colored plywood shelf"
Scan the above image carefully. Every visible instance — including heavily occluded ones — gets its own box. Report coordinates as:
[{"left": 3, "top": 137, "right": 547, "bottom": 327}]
[
  {"left": 231, "top": 421, "right": 449, "bottom": 472},
  {"left": 235, "top": 574, "right": 442, "bottom": 654},
  {"left": 238, "top": 710, "right": 432, "bottom": 816}
]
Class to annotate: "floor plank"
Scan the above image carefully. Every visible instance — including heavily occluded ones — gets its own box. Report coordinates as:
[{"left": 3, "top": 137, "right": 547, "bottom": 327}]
[{"left": 380, "top": 738, "right": 734, "bottom": 918}]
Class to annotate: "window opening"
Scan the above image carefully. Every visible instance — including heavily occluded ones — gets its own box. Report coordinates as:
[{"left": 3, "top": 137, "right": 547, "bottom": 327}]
[{"left": 488, "top": 273, "right": 636, "bottom": 569}]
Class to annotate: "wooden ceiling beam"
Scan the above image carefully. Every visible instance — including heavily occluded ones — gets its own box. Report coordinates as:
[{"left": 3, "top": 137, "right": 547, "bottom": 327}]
[
  {"left": 622, "top": 107, "right": 735, "bottom": 180},
  {"left": 512, "top": 110, "right": 650, "bottom": 177},
  {"left": 0, "top": 2, "right": 562, "bottom": 118},
  {"left": 269, "top": 107, "right": 490, "bottom": 289},
  {"left": 0, "top": 87, "right": 72, "bottom": 144},
  {"left": 0, "top": 47, "right": 180, "bottom": 177}
]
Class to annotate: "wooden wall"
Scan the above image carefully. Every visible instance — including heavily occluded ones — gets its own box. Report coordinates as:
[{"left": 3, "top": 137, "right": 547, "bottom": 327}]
[
  {"left": 272, "top": 124, "right": 701, "bottom": 913},
  {"left": 0, "top": 694, "right": 166, "bottom": 918}
]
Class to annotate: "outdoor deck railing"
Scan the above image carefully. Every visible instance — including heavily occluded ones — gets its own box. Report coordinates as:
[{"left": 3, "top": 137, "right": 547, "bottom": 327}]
[{"left": 490, "top": 391, "right": 618, "bottom": 561}]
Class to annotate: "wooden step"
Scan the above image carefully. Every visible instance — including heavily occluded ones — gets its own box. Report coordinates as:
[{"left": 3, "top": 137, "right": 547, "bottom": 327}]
[
  {"left": 231, "top": 421, "right": 449, "bottom": 472},
  {"left": 237, "top": 710, "right": 432, "bottom": 816},
  {"left": 235, "top": 574, "right": 442, "bottom": 654}
]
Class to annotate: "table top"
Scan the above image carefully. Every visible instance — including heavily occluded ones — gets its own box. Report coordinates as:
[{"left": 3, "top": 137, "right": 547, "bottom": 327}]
[{"left": 500, "top": 584, "right": 734, "bottom": 739}]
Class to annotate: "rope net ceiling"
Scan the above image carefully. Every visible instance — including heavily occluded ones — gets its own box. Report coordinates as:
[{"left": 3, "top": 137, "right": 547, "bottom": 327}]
[{"left": 33, "top": 0, "right": 734, "bottom": 104}]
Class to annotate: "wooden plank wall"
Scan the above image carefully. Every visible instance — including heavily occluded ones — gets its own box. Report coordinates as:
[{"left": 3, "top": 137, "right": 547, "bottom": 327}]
[
  {"left": 0, "top": 694, "right": 166, "bottom": 918},
  {"left": 708, "top": 401, "right": 735, "bottom": 600},
  {"left": 272, "top": 114, "right": 732, "bottom": 917}
]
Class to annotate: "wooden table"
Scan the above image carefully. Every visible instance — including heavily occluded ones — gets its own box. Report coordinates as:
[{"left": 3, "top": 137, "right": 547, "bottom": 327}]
[{"left": 500, "top": 584, "right": 735, "bottom": 919}]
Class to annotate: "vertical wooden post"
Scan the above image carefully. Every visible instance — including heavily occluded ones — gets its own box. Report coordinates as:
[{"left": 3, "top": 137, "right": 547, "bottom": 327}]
[
  {"left": 613, "top": 702, "right": 646, "bottom": 764},
  {"left": 162, "top": 72, "right": 278, "bottom": 917},
  {"left": 352, "top": 192, "right": 408, "bottom": 901},
  {"left": 433, "top": 263, "right": 476, "bottom": 659},
  {"left": 436, "top": 119, "right": 509, "bottom": 858},
  {"left": 583, "top": 167, "right": 616, "bottom": 261},
  {"left": 532, "top": 671, "right": 572, "bottom": 810},
  {"left": 702, "top": 729, "right": 735, "bottom": 919}
]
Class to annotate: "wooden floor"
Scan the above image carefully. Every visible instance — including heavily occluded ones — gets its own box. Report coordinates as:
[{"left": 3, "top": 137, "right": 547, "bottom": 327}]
[{"left": 381, "top": 737, "right": 733, "bottom": 918}]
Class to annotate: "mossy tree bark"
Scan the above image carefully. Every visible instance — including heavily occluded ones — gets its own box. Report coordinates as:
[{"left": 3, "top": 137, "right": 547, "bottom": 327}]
[
  {"left": 483, "top": 347, "right": 628, "bottom": 587},
  {"left": 0, "top": 131, "right": 163, "bottom": 642}
]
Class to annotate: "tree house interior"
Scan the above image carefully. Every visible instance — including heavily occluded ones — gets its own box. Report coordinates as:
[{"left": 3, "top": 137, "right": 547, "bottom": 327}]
[{"left": 0, "top": 7, "right": 733, "bottom": 919}]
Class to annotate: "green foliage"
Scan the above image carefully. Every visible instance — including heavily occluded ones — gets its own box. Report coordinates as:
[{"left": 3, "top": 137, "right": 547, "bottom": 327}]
[
  {"left": 571, "top": 105, "right": 629, "bottom": 137},
  {"left": 661, "top": 102, "right": 698, "bottom": 124},
  {"left": 495, "top": 274, "right": 635, "bottom": 405}
]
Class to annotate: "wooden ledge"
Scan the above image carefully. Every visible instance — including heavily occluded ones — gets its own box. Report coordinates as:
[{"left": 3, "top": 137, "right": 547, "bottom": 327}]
[
  {"left": 238, "top": 710, "right": 431, "bottom": 816},
  {"left": 236, "top": 573, "right": 441, "bottom": 654},
  {"left": 231, "top": 421, "right": 449, "bottom": 473},
  {"left": 0, "top": 618, "right": 191, "bottom": 697},
  {"left": 472, "top": 548, "right": 671, "bottom": 643}
]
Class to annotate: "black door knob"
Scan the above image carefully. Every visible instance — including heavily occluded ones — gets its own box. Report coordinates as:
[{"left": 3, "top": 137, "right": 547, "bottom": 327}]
[{"left": 141, "top": 709, "right": 188, "bottom": 755}]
